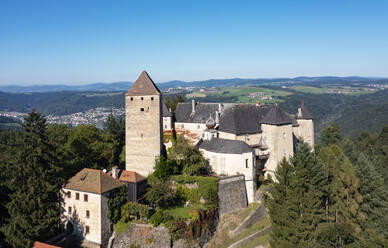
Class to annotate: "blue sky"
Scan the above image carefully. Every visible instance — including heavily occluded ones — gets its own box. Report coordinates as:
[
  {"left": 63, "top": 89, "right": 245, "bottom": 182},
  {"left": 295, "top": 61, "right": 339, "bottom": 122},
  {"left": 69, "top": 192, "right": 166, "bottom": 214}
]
[{"left": 0, "top": 0, "right": 387, "bottom": 85}]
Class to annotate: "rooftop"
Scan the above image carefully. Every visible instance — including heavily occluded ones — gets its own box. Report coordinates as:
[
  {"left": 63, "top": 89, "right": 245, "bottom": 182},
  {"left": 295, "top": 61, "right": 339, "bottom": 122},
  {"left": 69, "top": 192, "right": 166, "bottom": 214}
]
[
  {"left": 107, "top": 167, "right": 147, "bottom": 183},
  {"left": 198, "top": 138, "right": 253, "bottom": 154},
  {"left": 126, "top": 71, "right": 161, "bottom": 96},
  {"left": 64, "top": 168, "right": 124, "bottom": 194}
]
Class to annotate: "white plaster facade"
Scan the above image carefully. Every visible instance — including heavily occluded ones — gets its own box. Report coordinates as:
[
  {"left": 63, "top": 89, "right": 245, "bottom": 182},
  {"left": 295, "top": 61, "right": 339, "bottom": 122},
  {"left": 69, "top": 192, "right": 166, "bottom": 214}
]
[
  {"left": 61, "top": 189, "right": 112, "bottom": 246},
  {"left": 200, "top": 149, "right": 256, "bottom": 203}
]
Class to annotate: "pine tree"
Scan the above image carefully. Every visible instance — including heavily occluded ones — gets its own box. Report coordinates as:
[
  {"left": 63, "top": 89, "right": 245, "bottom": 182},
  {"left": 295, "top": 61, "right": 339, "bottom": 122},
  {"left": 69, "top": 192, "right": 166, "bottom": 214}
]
[
  {"left": 266, "top": 142, "right": 326, "bottom": 247},
  {"left": 317, "top": 144, "right": 364, "bottom": 246},
  {"left": 342, "top": 138, "right": 388, "bottom": 236},
  {"left": 2, "top": 110, "right": 62, "bottom": 248}
]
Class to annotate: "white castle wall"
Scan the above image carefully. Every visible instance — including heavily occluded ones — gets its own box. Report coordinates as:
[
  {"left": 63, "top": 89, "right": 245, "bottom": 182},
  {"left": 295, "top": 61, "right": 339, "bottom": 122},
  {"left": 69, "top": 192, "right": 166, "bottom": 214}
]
[{"left": 199, "top": 149, "right": 256, "bottom": 203}]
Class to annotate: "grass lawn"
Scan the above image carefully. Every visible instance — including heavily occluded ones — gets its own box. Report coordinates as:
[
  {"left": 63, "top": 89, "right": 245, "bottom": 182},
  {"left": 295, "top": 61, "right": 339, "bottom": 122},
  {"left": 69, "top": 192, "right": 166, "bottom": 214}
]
[
  {"left": 206, "top": 213, "right": 271, "bottom": 248},
  {"left": 240, "top": 232, "right": 271, "bottom": 248}
]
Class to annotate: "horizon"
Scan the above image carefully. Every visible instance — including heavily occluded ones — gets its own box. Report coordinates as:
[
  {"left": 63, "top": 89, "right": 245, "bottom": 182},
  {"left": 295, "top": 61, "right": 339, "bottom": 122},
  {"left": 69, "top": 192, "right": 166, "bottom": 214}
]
[
  {"left": 1, "top": 0, "right": 388, "bottom": 85},
  {"left": 0, "top": 75, "right": 387, "bottom": 87}
]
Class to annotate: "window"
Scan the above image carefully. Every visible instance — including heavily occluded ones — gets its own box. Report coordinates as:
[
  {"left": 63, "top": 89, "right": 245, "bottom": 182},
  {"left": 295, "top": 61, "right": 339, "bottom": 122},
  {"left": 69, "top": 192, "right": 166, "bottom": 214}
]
[
  {"left": 130, "top": 97, "right": 133, "bottom": 101},
  {"left": 84, "top": 194, "right": 88, "bottom": 202},
  {"left": 141, "top": 133, "right": 143, "bottom": 138},
  {"left": 151, "top": 97, "right": 154, "bottom": 100},
  {"left": 164, "top": 125, "right": 167, "bottom": 129},
  {"left": 140, "top": 108, "right": 144, "bottom": 112},
  {"left": 85, "top": 226, "right": 90, "bottom": 234},
  {"left": 68, "top": 206, "right": 72, "bottom": 214},
  {"left": 86, "top": 210, "right": 90, "bottom": 218},
  {"left": 181, "top": 124, "right": 184, "bottom": 128},
  {"left": 197, "top": 125, "right": 200, "bottom": 129},
  {"left": 141, "top": 97, "right": 144, "bottom": 100},
  {"left": 245, "top": 159, "right": 249, "bottom": 168},
  {"left": 282, "top": 132, "right": 286, "bottom": 139},
  {"left": 76, "top": 192, "right": 79, "bottom": 200},
  {"left": 67, "top": 191, "right": 71, "bottom": 198}
]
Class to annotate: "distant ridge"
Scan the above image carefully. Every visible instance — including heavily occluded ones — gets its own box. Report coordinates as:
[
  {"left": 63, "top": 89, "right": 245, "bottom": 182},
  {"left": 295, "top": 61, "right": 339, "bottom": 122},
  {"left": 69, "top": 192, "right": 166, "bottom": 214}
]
[{"left": 0, "top": 76, "right": 386, "bottom": 93}]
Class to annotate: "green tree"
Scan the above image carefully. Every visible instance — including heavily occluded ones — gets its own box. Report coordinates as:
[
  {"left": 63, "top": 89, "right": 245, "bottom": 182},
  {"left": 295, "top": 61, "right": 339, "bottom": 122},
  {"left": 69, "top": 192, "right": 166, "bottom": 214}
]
[
  {"left": 153, "top": 156, "right": 179, "bottom": 180},
  {"left": 168, "top": 137, "right": 210, "bottom": 176},
  {"left": 164, "top": 95, "right": 185, "bottom": 112},
  {"left": 342, "top": 138, "right": 388, "bottom": 236},
  {"left": 65, "top": 125, "right": 115, "bottom": 175},
  {"left": 103, "top": 114, "right": 125, "bottom": 167},
  {"left": 317, "top": 144, "right": 364, "bottom": 246},
  {"left": 266, "top": 142, "right": 326, "bottom": 247},
  {"left": 145, "top": 180, "right": 179, "bottom": 209},
  {"left": 2, "top": 110, "right": 62, "bottom": 248},
  {"left": 319, "top": 123, "right": 341, "bottom": 146}
]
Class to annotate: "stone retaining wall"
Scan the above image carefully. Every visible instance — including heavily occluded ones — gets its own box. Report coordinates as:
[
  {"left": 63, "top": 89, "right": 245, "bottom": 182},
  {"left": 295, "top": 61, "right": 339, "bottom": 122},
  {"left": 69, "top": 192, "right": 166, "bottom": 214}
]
[{"left": 218, "top": 175, "right": 248, "bottom": 216}]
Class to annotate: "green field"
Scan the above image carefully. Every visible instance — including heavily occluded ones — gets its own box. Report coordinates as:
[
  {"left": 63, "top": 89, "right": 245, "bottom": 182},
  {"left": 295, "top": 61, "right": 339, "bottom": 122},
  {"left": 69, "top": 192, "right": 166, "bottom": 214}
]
[
  {"left": 186, "top": 86, "right": 293, "bottom": 104},
  {"left": 290, "top": 85, "right": 377, "bottom": 95}
]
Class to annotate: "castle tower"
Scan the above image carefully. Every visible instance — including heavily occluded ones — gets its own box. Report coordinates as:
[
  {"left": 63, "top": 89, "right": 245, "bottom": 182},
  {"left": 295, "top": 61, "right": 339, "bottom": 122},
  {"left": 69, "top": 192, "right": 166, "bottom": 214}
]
[
  {"left": 296, "top": 101, "right": 314, "bottom": 148},
  {"left": 125, "top": 71, "right": 163, "bottom": 176},
  {"left": 260, "top": 105, "right": 294, "bottom": 178}
]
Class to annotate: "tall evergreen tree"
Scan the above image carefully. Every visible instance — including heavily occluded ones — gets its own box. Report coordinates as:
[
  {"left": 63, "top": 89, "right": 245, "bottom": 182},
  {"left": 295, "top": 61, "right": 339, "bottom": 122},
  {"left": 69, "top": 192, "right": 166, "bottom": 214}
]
[
  {"left": 317, "top": 144, "right": 364, "bottom": 246},
  {"left": 1, "top": 110, "right": 62, "bottom": 248},
  {"left": 342, "top": 138, "right": 388, "bottom": 236},
  {"left": 266, "top": 142, "right": 326, "bottom": 248}
]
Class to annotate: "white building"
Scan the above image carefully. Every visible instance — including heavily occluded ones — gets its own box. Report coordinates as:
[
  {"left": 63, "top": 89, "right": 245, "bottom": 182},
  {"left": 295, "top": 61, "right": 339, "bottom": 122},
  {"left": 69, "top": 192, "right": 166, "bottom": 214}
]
[{"left": 61, "top": 168, "right": 124, "bottom": 247}]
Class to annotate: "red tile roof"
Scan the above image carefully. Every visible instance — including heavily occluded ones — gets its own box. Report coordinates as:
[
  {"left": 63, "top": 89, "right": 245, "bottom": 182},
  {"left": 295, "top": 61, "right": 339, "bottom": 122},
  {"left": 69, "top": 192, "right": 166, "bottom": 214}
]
[
  {"left": 32, "top": 241, "right": 61, "bottom": 248},
  {"left": 107, "top": 167, "right": 147, "bottom": 183},
  {"left": 64, "top": 168, "right": 124, "bottom": 194}
]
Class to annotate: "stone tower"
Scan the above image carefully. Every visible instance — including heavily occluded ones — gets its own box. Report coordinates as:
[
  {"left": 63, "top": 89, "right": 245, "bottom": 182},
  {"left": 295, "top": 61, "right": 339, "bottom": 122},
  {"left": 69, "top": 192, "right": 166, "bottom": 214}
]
[
  {"left": 260, "top": 105, "right": 294, "bottom": 177},
  {"left": 125, "top": 71, "right": 163, "bottom": 176},
  {"left": 296, "top": 101, "right": 314, "bottom": 147}
]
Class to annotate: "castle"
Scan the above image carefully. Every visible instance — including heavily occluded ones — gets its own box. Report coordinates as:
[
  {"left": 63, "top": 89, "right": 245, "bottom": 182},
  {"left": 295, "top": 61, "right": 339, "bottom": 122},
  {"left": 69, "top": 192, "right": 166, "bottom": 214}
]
[
  {"left": 61, "top": 71, "right": 314, "bottom": 246},
  {"left": 125, "top": 71, "right": 314, "bottom": 203}
]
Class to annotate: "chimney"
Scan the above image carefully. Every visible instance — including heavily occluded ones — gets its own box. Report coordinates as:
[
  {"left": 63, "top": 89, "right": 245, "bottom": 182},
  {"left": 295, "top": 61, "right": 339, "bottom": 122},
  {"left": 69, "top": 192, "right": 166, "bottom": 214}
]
[
  {"left": 215, "top": 111, "right": 220, "bottom": 124},
  {"left": 112, "top": 167, "right": 118, "bottom": 179},
  {"left": 297, "top": 107, "right": 302, "bottom": 117},
  {"left": 192, "top": 99, "right": 196, "bottom": 114}
]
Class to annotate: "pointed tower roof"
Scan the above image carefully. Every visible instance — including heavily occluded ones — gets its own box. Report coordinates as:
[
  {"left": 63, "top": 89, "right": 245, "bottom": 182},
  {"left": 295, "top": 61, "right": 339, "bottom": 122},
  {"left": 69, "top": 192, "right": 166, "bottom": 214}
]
[
  {"left": 126, "top": 71, "right": 161, "bottom": 96},
  {"left": 258, "top": 136, "right": 268, "bottom": 150},
  {"left": 260, "top": 104, "right": 293, "bottom": 125},
  {"left": 297, "top": 100, "right": 313, "bottom": 119}
]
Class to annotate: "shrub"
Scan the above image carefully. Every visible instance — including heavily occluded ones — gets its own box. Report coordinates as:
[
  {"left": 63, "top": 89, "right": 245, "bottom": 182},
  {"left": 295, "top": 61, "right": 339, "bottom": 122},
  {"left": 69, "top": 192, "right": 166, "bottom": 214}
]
[
  {"left": 150, "top": 210, "right": 173, "bottom": 227},
  {"left": 165, "top": 217, "right": 187, "bottom": 241},
  {"left": 176, "top": 184, "right": 200, "bottom": 204},
  {"left": 145, "top": 180, "right": 179, "bottom": 209},
  {"left": 153, "top": 156, "right": 179, "bottom": 180},
  {"left": 172, "top": 175, "right": 219, "bottom": 207},
  {"left": 121, "top": 202, "right": 149, "bottom": 222},
  {"left": 168, "top": 138, "right": 210, "bottom": 176}
]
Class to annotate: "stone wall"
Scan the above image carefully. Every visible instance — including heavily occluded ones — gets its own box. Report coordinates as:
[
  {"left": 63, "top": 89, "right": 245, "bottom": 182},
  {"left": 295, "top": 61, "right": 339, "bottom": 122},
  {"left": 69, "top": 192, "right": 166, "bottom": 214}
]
[
  {"left": 113, "top": 224, "right": 171, "bottom": 248},
  {"left": 125, "top": 94, "right": 163, "bottom": 176},
  {"left": 217, "top": 175, "right": 248, "bottom": 216}
]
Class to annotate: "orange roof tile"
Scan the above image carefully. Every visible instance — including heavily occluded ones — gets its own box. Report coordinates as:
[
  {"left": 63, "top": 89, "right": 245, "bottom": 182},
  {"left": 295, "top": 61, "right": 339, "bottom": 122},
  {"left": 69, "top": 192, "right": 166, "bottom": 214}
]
[
  {"left": 64, "top": 168, "right": 124, "bottom": 194},
  {"left": 107, "top": 167, "right": 147, "bottom": 183},
  {"left": 33, "top": 241, "right": 61, "bottom": 248}
]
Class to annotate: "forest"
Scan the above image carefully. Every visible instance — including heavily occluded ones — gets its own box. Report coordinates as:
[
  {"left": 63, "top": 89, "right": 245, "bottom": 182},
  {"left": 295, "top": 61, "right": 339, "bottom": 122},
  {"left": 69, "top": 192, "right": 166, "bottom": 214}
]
[{"left": 0, "top": 108, "right": 387, "bottom": 247}]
